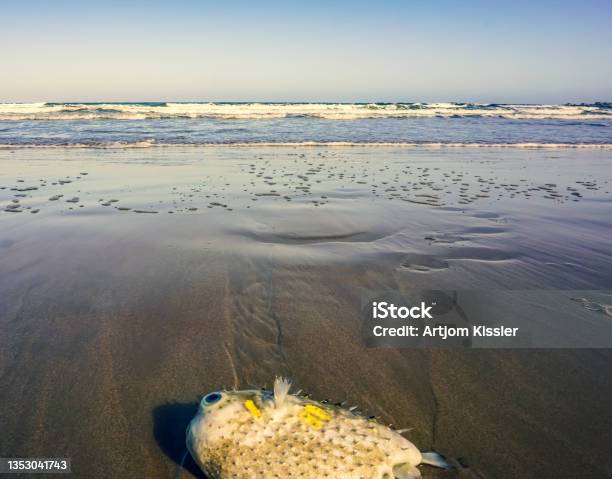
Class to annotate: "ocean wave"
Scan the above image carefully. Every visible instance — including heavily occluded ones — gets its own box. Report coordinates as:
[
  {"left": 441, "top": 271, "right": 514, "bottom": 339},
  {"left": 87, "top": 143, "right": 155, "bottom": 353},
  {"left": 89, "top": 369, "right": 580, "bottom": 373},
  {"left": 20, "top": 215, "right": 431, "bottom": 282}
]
[
  {"left": 0, "top": 102, "right": 611, "bottom": 121},
  {"left": 1, "top": 140, "right": 611, "bottom": 149}
]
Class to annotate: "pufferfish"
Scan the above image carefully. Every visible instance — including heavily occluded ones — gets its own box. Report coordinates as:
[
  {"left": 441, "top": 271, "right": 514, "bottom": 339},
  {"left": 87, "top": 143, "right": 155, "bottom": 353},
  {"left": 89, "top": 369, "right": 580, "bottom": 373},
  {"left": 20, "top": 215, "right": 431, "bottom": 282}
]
[{"left": 186, "top": 377, "right": 450, "bottom": 478}]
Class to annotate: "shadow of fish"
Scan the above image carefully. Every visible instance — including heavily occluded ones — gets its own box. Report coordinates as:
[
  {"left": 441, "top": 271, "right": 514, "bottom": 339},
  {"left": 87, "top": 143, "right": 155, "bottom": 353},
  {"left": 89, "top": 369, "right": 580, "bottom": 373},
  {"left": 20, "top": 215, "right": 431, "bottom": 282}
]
[{"left": 187, "top": 377, "right": 450, "bottom": 478}]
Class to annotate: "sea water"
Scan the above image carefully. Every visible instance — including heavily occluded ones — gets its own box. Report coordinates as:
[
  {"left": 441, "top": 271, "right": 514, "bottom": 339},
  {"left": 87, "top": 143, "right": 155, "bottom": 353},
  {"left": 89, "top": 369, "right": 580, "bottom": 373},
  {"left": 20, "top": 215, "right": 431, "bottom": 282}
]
[{"left": 0, "top": 102, "right": 610, "bottom": 147}]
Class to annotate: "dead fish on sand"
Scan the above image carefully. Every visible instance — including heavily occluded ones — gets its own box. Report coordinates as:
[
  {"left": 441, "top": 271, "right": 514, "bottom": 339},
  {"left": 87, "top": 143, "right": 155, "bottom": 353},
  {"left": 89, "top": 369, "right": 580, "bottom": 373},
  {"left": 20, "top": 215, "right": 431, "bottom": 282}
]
[{"left": 187, "top": 377, "right": 450, "bottom": 478}]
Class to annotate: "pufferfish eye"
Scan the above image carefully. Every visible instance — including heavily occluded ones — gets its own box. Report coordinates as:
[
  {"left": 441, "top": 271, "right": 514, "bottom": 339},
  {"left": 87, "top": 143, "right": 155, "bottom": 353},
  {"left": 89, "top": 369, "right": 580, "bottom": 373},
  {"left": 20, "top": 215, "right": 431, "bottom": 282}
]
[{"left": 202, "top": 392, "right": 222, "bottom": 405}]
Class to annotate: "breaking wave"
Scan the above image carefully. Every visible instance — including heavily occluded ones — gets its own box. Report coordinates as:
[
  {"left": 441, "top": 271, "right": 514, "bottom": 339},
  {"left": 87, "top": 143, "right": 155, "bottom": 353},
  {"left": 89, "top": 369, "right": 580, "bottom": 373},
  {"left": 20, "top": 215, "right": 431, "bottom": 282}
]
[{"left": 1, "top": 102, "right": 611, "bottom": 121}]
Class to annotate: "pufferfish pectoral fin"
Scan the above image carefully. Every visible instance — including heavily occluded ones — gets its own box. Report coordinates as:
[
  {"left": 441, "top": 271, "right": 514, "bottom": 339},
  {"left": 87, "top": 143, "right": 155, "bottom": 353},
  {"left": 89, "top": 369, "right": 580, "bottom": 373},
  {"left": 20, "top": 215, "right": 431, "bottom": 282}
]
[{"left": 393, "top": 463, "right": 422, "bottom": 479}]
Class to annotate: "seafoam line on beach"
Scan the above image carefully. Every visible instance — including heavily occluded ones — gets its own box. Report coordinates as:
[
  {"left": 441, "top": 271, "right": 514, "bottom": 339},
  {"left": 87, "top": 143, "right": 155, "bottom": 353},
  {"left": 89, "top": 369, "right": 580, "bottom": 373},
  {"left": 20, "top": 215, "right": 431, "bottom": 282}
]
[{"left": 1, "top": 142, "right": 612, "bottom": 150}]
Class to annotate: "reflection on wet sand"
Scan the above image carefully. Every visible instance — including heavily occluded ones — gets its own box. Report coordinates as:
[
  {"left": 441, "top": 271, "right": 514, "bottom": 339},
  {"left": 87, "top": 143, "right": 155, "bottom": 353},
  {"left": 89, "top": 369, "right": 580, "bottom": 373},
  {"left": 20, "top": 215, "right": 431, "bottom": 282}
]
[{"left": 1, "top": 147, "right": 612, "bottom": 479}]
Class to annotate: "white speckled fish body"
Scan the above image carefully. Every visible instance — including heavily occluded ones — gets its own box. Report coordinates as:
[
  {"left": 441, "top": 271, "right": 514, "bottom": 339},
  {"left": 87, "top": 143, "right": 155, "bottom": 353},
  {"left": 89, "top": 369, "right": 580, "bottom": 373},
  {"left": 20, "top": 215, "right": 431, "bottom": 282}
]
[{"left": 187, "top": 378, "right": 430, "bottom": 479}]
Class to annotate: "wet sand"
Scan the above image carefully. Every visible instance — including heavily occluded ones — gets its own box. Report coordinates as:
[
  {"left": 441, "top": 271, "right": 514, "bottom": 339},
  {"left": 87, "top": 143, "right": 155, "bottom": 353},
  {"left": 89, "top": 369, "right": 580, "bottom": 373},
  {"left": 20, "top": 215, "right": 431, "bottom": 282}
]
[{"left": 1, "top": 147, "right": 612, "bottom": 478}]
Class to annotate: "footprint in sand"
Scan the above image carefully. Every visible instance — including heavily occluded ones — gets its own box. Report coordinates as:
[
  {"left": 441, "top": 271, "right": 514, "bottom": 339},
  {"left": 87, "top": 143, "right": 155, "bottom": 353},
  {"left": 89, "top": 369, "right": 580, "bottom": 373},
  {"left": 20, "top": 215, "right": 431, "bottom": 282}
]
[{"left": 399, "top": 255, "right": 449, "bottom": 272}]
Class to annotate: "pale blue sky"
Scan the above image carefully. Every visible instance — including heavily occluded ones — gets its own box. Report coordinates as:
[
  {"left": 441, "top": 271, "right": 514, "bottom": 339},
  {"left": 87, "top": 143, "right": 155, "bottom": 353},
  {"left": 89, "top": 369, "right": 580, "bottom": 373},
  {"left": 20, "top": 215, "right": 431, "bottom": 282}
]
[{"left": 1, "top": 0, "right": 611, "bottom": 102}]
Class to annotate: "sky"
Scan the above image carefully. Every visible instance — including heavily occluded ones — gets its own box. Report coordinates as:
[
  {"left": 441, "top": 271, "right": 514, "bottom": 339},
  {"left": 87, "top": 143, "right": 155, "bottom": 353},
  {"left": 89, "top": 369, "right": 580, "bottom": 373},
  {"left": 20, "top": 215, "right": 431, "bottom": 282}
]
[{"left": 1, "top": 0, "right": 611, "bottom": 103}]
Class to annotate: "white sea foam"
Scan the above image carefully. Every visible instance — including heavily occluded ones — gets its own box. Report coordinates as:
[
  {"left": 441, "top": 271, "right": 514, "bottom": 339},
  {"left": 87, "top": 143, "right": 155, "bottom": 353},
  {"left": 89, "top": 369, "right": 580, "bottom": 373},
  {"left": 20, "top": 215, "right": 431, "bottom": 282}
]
[
  {"left": 1, "top": 141, "right": 611, "bottom": 149},
  {"left": 0, "top": 102, "right": 610, "bottom": 121}
]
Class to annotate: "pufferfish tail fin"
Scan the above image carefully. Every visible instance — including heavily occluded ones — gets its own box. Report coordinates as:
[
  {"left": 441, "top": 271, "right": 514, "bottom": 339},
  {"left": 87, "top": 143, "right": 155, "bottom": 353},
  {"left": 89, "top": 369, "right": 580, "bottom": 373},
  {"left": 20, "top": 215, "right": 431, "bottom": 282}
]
[
  {"left": 420, "top": 451, "right": 451, "bottom": 469},
  {"left": 273, "top": 377, "right": 292, "bottom": 408}
]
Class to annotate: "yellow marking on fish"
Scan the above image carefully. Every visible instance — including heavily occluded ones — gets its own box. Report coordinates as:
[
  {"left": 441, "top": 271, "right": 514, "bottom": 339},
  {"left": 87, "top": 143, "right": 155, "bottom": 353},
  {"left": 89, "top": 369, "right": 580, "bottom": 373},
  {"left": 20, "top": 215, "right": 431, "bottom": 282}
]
[
  {"left": 304, "top": 404, "right": 332, "bottom": 421},
  {"left": 244, "top": 399, "right": 261, "bottom": 418},
  {"left": 300, "top": 404, "right": 331, "bottom": 429}
]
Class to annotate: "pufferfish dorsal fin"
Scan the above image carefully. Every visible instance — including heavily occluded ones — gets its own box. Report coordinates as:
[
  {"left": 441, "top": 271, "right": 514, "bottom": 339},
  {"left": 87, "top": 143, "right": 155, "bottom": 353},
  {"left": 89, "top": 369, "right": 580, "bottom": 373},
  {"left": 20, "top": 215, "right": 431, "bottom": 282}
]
[{"left": 273, "top": 377, "right": 292, "bottom": 408}]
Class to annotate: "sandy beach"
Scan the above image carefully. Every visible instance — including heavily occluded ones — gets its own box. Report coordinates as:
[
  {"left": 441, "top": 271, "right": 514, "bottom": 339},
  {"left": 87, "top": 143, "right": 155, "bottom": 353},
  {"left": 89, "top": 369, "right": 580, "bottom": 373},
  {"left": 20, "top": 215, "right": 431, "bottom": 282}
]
[{"left": 1, "top": 146, "right": 612, "bottom": 478}]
